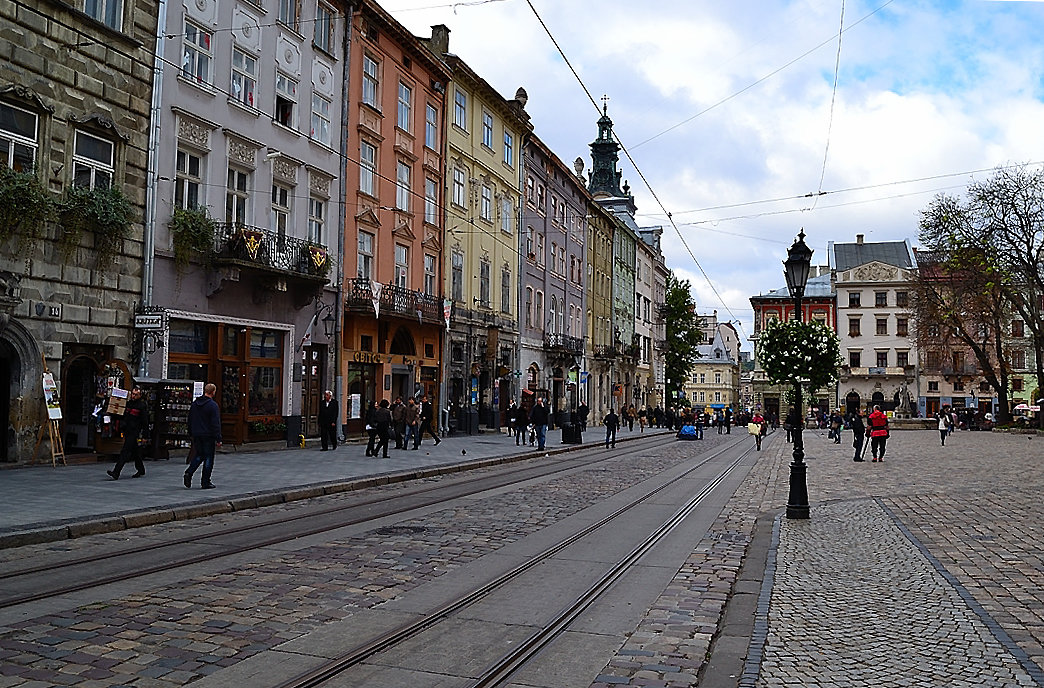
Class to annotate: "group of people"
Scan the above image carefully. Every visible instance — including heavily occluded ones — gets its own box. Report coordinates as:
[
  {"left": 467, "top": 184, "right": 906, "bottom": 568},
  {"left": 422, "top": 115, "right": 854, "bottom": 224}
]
[
  {"left": 354, "top": 394, "right": 441, "bottom": 459},
  {"left": 842, "top": 405, "right": 890, "bottom": 462}
]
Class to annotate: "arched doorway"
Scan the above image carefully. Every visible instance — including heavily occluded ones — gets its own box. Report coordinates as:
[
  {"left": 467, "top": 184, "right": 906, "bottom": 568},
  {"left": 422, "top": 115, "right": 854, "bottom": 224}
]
[
  {"left": 62, "top": 356, "right": 102, "bottom": 452},
  {"left": 0, "top": 340, "right": 11, "bottom": 461},
  {"left": 845, "top": 391, "right": 861, "bottom": 416},
  {"left": 0, "top": 319, "right": 41, "bottom": 463},
  {"left": 389, "top": 326, "right": 418, "bottom": 401},
  {"left": 871, "top": 390, "right": 885, "bottom": 411}
]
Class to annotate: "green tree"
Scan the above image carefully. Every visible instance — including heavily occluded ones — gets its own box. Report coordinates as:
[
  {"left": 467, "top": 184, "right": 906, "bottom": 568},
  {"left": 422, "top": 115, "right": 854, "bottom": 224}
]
[
  {"left": 758, "top": 320, "right": 842, "bottom": 401},
  {"left": 662, "top": 273, "right": 702, "bottom": 405}
]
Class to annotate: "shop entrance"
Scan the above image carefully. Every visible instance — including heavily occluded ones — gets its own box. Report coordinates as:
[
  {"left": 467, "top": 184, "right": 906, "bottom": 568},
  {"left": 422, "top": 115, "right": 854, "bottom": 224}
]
[
  {"left": 62, "top": 356, "right": 101, "bottom": 452},
  {"left": 301, "top": 345, "right": 325, "bottom": 436}
]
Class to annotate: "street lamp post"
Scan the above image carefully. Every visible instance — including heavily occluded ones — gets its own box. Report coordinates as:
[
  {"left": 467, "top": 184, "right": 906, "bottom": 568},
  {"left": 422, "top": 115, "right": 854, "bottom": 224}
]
[{"left": 784, "top": 230, "right": 813, "bottom": 520}]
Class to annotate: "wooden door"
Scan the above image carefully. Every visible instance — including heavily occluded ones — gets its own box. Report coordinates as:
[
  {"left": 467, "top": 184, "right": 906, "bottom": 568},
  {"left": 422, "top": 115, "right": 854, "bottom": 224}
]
[
  {"left": 220, "top": 363, "right": 246, "bottom": 445},
  {"left": 301, "top": 345, "right": 324, "bottom": 436}
]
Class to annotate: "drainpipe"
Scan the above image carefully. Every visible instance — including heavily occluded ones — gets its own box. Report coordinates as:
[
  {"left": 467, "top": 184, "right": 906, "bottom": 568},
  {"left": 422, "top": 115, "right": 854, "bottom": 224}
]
[
  {"left": 334, "top": 3, "right": 354, "bottom": 426},
  {"left": 140, "top": 0, "right": 169, "bottom": 378}
]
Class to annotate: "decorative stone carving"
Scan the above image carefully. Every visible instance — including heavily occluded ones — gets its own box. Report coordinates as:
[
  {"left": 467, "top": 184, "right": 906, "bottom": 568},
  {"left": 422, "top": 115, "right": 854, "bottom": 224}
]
[
  {"left": 852, "top": 262, "right": 899, "bottom": 282},
  {"left": 233, "top": 8, "right": 262, "bottom": 52},
  {"left": 0, "top": 271, "right": 23, "bottom": 335},
  {"left": 177, "top": 117, "right": 210, "bottom": 150},
  {"left": 67, "top": 112, "right": 130, "bottom": 140},
  {"left": 309, "top": 172, "right": 332, "bottom": 197},
  {"left": 277, "top": 35, "right": 302, "bottom": 75},
  {"left": 228, "top": 137, "right": 257, "bottom": 167},
  {"left": 272, "top": 158, "right": 297, "bottom": 183},
  {"left": 312, "top": 59, "right": 334, "bottom": 97},
  {"left": 185, "top": 0, "right": 217, "bottom": 27}
]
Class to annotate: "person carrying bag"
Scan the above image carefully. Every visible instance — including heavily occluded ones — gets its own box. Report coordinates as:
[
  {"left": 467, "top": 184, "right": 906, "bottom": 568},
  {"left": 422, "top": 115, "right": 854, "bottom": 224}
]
[{"left": 867, "top": 405, "right": 889, "bottom": 462}]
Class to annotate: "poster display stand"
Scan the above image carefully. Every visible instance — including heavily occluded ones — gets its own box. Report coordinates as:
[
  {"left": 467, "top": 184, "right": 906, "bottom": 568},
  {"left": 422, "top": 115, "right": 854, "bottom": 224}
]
[{"left": 33, "top": 359, "right": 66, "bottom": 467}]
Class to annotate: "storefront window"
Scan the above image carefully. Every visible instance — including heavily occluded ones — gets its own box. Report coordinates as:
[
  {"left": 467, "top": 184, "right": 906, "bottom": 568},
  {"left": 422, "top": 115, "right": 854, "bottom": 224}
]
[
  {"left": 169, "top": 320, "right": 210, "bottom": 354},
  {"left": 223, "top": 327, "right": 240, "bottom": 356},
  {"left": 168, "top": 363, "right": 208, "bottom": 383},
  {"left": 249, "top": 366, "right": 280, "bottom": 416},
  {"left": 250, "top": 329, "right": 282, "bottom": 358}
]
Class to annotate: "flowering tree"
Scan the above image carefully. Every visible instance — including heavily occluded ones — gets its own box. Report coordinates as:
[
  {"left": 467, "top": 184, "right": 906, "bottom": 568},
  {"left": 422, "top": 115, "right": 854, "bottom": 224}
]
[{"left": 758, "top": 320, "right": 842, "bottom": 397}]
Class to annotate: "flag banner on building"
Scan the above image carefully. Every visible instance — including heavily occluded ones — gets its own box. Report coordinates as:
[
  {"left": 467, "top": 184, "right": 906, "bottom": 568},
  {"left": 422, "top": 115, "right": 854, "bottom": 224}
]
[
  {"left": 298, "top": 312, "right": 318, "bottom": 352},
  {"left": 444, "top": 299, "right": 452, "bottom": 331},
  {"left": 371, "top": 281, "right": 382, "bottom": 318}
]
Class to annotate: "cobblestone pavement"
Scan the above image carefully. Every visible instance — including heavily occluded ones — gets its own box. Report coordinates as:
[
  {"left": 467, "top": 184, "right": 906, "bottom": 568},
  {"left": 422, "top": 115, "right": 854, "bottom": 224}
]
[
  {"left": 590, "top": 426, "right": 1044, "bottom": 687},
  {"left": 0, "top": 436, "right": 724, "bottom": 687}
]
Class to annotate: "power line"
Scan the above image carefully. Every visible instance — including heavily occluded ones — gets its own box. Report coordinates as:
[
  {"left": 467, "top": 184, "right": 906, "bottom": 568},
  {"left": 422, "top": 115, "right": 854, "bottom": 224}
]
[{"left": 811, "top": 0, "right": 846, "bottom": 211}]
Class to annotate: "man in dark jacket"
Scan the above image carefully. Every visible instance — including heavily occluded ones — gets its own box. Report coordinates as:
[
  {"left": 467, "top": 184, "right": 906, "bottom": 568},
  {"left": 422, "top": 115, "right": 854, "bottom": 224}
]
[
  {"left": 514, "top": 401, "right": 528, "bottom": 445},
  {"left": 604, "top": 407, "right": 619, "bottom": 448},
  {"left": 318, "top": 390, "right": 338, "bottom": 451},
  {"left": 373, "top": 399, "right": 393, "bottom": 458},
  {"left": 391, "top": 397, "right": 406, "bottom": 449},
  {"left": 416, "top": 394, "right": 441, "bottom": 447},
  {"left": 529, "top": 397, "right": 549, "bottom": 450},
  {"left": 185, "top": 383, "right": 222, "bottom": 489},
  {"left": 108, "top": 387, "right": 150, "bottom": 480}
]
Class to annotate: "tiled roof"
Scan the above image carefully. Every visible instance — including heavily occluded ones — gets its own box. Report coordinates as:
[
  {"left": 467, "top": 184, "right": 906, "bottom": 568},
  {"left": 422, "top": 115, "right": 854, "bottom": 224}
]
[{"left": 832, "top": 240, "right": 914, "bottom": 271}]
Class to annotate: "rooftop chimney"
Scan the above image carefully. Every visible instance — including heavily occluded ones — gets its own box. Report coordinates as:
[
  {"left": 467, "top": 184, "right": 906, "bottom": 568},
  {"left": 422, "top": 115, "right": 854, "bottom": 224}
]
[
  {"left": 429, "top": 24, "right": 450, "bottom": 55},
  {"left": 856, "top": 233, "right": 864, "bottom": 244}
]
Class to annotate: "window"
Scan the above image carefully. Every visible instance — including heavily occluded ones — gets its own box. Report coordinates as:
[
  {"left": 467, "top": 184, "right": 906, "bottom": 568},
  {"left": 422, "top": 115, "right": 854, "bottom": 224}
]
[
  {"left": 480, "top": 185, "right": 491, "bottom": 221},
  {"left": 310, "top": 94, "right": 331, "bottom": 146},
  {"left": 425, "top": 103, "right": 438, "bottom": 149},
  {"left": 876, "top": 351, "right": 888, "bottom": 367},
  {"left": 424, "top": 254, "right": 436, "bottom": 295},
  {"left": 1013, "top": 378, "right": 1025, "bottom": 392},
  {"left": 928, "top": 380, "right": 939, "bottom": 392},
  {"left": 84, "top": 0, "right": 122, "bottom": 30},
  {"left": 0, "top": 101, "right": 38, "bottom": 171},
  {"left": 550, "top": 196, "right": 557, "bottom": 222},
  {"left": 925, "top": 351, "right": 941, "bottom": 369},
  {"left": 275, "top": 73, "right": 298, "bottom": 127},
  {"left": 271, "top": 183, "right": 291, "bottom": 238},
  {"left": 397, "top": 82, "right": 412, "bottom": 132},
  {"left": 896, "top": 317, "right": 908, "bottom": 337},
  {"left": 314, "top": 1, "right": 333, "bottom": 52},
  {"left": 503, "top": 131, "right": 514, "bottom": 166},
  {"left": 715, "top": 372, "right": 722, "bottom": 384},
  {"left": 182, "top": 21, "right": 212, "bottom": 84},
  {"left": 1012, "top": 320, "right": 1025, "bottom": 338},
  {"left": 425, "top": 178, "right": 438, "bottom": 225},
  {"left": 953, "top": 378, "right": 965, "bottom": 392},
  {"left": 848, "top": 318, "right": 860, "bottom": 337},
  {"left": 848, "top": 292, "right": 861, "bottom": 308},
  {"left": 1011, "top": 349, "right": 1026, "bottom": 369},
  {"left": 549, "top": 296, "right": 557, "bottom": 333},
  {"left": 395, "top": 161, "right": 411, "bottom": 211},
  {"left": 525, "top": 287, "right": 533, "bottom": 327},
  {"left": 225, "top": 167, "right": 249, "bottom": 225},
  {"left": 278, "top": 0, "right": 298, "bottom": 28},
  {"left": 525, "top": 177, "right": 534, "bottom": 202},
  {"left": 479, "top": 261, "right": 490, "bottom": 307},
  {"left": 250, "top": 329, "right": 282, "bottom": 358},
  {"left": 72, "top": 131, "right": 114, "bottom": 189},
  {"left": 308, "top": 196, "right": 324, "bottom": 244},
  {"left": 394, "top": 244, "right": 408, "bottom": 287},
  {"left": 535, "top": 290, "right": 543, "bottom": 328},
  {"left": 501, "top": 269, "right": 511, "bottom": 314},
  {"left": 536, "top": 233, "right": 544, "bottom": 265},
  {"left": 231, "top": 48, "right": 257, "bottom": 108},
  {"left": 359, "top": 141, "right": 376, "bottom": 195},
  {"left": 536, "top": 184, "right": 545, "bottom": 209},
  {"left": 500, "top": 197, "right": 513, "bottom": 233},
  {"left": 451, "top": 252, "right": 463, "bottom": 301},
  {"left": 482, "top": 111, "right": 493, "bottom": 148},
  {"left": 875, "top": 291, "right": 887, "bottom": 307},
  {"left": 550, "top": 243, "right": 558, "bottom": 272},
  {"left": 897, "top": 351, "right": 909, "bottom": 367},
  {"left": 362, "top": 55, "right": 379, "bottom": 108},
  {"left": 451, "top": 169, "right": 466, "bottom": 207},
  {"left": 175, "top": 149, "right": 203, "bottom": 210},
  {"left": 453, "top": 89, "right": 467, "bottom": 128},
  {"left": 896, "top": 291, "right": 908, "bottom": 308},
  {"left": 526, "top": 226, "right": 534, "bottom": 257},
  {"left": 849, "top": 351, "right": 861, "bottom": 367},
  {"left": 876, "top": 318, "right": 888, "bottom": 335}
]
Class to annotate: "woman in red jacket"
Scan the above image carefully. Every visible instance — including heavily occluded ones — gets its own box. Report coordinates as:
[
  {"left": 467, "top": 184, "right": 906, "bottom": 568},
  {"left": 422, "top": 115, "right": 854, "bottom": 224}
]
[{"left": 867, "top": 405, "right": 889, "bottom": 462}]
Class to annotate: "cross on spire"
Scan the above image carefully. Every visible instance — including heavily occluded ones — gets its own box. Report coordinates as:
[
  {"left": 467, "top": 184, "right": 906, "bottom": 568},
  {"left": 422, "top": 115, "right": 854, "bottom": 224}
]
[{"left": 601, "top": 94, "right": 609, "bottom": 114}]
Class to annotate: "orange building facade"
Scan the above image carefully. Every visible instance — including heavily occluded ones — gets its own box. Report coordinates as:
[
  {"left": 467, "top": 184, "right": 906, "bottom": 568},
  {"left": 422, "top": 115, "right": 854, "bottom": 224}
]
[{"left": 341, "top": 1, "right": 450, "bottom": 433}]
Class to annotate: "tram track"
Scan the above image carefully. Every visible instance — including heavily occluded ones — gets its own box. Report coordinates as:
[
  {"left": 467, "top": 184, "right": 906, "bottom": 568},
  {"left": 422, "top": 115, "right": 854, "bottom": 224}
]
[
  {"left": 273, "top": 437, "right": 754, "bottom": 688},
  {"left": 0, "top": 435, "right": 681, "bottom": 609}
]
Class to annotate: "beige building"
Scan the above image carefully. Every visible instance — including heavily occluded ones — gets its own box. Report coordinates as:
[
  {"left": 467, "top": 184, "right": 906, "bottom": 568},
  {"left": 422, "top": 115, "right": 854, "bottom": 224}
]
[{"left": 683, "top": 327, "right": 740, "bottom": 413}]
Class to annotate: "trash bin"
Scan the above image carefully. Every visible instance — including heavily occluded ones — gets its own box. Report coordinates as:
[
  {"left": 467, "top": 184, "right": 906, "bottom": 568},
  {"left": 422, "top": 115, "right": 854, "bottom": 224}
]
[{"left": 561, "top": 424, "right": 582, "bottom": 444}]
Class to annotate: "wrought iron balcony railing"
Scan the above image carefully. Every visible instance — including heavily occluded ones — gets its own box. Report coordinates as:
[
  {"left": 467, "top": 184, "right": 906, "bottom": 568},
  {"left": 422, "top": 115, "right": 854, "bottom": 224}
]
[
  {"left": 213, "top": 223, "right": 332, "bottom": 281},
  {"left": 346, "top": 277, "right": 443, "bottom": 323},
  {"left": 544, "top": 333, "right": 585, "bottom": 354},
  {"left": 593, "top": 344, "right": 619, "bottom": 359}
]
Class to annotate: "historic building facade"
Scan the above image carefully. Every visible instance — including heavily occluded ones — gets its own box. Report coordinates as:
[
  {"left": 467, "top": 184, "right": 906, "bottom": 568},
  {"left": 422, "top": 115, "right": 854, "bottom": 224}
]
[
  {"left": 421, "top": 27, "right": 532, "bottom": 433},
  {"left": 584, "top": 200, "right": 617, "bottom": 423},
  {"left": 0, "top": 0, "right": 159, "bottom": 460},
  {"left": 143, "top": 0, "right": 347, "bottom": 445},
  {"left": 683, "top": 327, "right": 740, "bottom": 413},
  {"left": 342, "top": 1, "right": 449, "bottom": 434},
  {"left": 519, "top": 134, "right": 587, "bottom": 424}
]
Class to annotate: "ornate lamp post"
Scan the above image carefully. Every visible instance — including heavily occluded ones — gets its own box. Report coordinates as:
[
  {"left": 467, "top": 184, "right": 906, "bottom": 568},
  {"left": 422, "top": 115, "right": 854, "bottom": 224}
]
[{"left": 783, "top": 230, "right": 813, "bottom": 520}]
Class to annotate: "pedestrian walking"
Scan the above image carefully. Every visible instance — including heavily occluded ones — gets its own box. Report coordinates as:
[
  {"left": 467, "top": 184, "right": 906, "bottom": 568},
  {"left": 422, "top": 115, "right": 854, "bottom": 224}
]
[
  {"left": 529, "top": 397, "right": 549, "bottom": 451},
  {"left": 749, "top": 411, "right": 766, "bottom": 451},
  {"left": 604, "top": 407, "right": 619, "bottom": 448},
  {"left": 829, "top": 410, "right": 843, "bottom": 444},
  {"left": 724, "top": 407, "right": 733, "bottom": 434},
  {"left": 391, "top": 396, "right": 406, "bottom": 449},
  {"left": 404, "top": 397, "right": 420, "bottom": 449},
  {"left": 849, "top": 410, "right": 866, "bottom": 461},
  {"left": 638, "top": 405, "right": 647, "bottom": 432},
  {"left": 512, "top": 401, "right": 527, "bottom": 445},
  {"left": 868, "top": 405, "right": 889, "bottom": 461},
  {"left": 415, "top": 394, "right": 441, "bottom": 447},
  {"left": 108, "top": 387, "right": 150, "bottom": 480},
  {"left": 184, "top": 383, "right": 221, "bottom": 489},
  {"left": 318, "top": 390, "right": 338, "bottom": 451},
  {"left": 937, "top": 406, "right": 952, "bottom": 446},
  {"left": 364, "top": 401, "right": 378, "bottom": 456},
  {"left": 785, "top": 405, "right": 801, "bottom": 444},
  {"left": 577, "top": 401, "right": 589, "bottom": 432},
  {"left": 373, "top": 399, "right": 392, "bottom": 458}
]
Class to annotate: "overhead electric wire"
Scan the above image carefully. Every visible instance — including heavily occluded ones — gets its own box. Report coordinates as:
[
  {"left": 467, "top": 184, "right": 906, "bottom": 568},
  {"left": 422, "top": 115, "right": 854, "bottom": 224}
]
[{"left": 810, "top": 0, "right": 846, "bottom": 211}]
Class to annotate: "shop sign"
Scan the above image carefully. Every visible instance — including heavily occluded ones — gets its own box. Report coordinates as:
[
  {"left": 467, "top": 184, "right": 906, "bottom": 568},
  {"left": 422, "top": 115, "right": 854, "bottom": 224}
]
[{"left": 134, "top": 314, "right": 164, "bottom": 330}]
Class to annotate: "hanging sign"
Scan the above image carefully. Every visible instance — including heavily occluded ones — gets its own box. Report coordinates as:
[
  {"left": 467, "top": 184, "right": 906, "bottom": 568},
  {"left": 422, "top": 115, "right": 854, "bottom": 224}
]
[
  {"left": 371, "top": 281, "right": 383, "bottom": 319},
  {"left": 444, "top": 299, "right": 452, "bottom": 331},
  {"left": 43, "top": 372, "right": 62, "bottom": 420}
]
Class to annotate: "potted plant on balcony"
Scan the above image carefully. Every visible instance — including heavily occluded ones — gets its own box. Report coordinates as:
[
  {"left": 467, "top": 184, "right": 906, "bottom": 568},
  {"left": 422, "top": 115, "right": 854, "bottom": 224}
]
[
  {"left": 300, "top": 243, "right": 331, "bottom": 279},
  {"left": 57, "top": 184, "right": 134, "bottom": 267},
  {"left": 168, "top": 206, "right": 216, "bottom": 274},
  {"left": 0, "top": 165, "right": 53, "bottom": 257}
]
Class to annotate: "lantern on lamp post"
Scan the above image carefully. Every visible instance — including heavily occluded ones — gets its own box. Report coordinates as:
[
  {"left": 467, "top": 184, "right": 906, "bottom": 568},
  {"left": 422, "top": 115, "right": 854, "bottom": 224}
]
[{"left": 783, "top": 229, "right": 813, "bottom": 520}]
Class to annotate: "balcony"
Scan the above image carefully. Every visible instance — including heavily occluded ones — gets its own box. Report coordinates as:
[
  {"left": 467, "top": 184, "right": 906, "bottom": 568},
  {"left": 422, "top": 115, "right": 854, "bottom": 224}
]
[
  {"left": 544, "top": 333, "right": 585, "bottom": 355},
  {"left": 593, "top": 344, "right": 619, "bottom": 359},
  {"left": 842, "top": 366, "right": 913, "bottom": 379},
  {"left": 212, "top": 223, "right": 332, "bottom": 285},
  {"left": 346, "top": 277, "right": 443, "bottom": 324}
]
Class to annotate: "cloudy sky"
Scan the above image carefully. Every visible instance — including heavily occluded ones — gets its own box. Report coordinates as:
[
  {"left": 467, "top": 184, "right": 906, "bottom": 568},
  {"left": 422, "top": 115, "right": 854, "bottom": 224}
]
[{"left": 379, "top": 0, "right": 1044, "bottom": 351}]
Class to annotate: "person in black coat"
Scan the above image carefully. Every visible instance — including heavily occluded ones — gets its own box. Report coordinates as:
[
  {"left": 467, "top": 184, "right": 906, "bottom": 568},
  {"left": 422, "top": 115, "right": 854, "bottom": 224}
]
[
  {"left": 365, "top": 402, "right": 378, "bottom": 456},
  {"left": 185, "top": 383, "right": 222, "bottom": 489},
  {"left": 514, "top": 402, "right": 528, "bottom": 445},
  {"left": 373, "top": 399, "right": 393, "bottom": 458},
  {"left": 849, "top": 410, "right": 866, "bottom": 461},
  {"left": 318, "top": 390, "right": 338, "bottom": 451},
  {"left": 108, "top": 387, "right": 150, "bottom": 480},
  {"left": 529, "top": 397, "right": 549, "bottom": 450},
  {"left": 417, "top": 393, "right": 441, "bottom": 447},
  {"left": 604, "top": 407, "right": 619, "bottom": 448}
]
